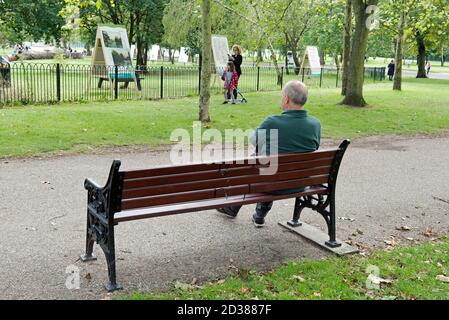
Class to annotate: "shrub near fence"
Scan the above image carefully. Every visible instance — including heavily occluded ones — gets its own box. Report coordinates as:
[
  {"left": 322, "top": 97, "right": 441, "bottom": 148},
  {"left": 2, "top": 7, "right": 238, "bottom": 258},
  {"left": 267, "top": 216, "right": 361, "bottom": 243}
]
[{"left": 0, "top": 63, "right": 385, "bottom": 106}]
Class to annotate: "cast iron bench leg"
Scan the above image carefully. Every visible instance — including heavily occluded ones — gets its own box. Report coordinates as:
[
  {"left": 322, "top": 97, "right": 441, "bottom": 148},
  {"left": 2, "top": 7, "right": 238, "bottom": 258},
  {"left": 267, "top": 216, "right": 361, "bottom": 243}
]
[
  {"left": 101, "top": 227, "right": 122, "bottom": 292},
  {"left": 325, "top": 197, "right": 341, "bottom": 248},
  {"left": 288, "top": 197, "right": 305, "bottom": 227},
  {"left": 80, "top": 212, "right": 97, "bottom": 262}
]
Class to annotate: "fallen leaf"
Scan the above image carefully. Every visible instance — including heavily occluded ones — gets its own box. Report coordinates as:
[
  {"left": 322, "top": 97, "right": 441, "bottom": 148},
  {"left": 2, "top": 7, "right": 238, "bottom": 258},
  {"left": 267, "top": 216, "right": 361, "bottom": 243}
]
[
  {"left": 85, "top": 273, "right": 92, "bottom": 281},
  {"left": 174, "top": 281, "right": 195, "bottom": 291},
  {"left": 368, "top": 274, "right": 394, "bottom": 285},
  {"left": 436, "top": 275, "right": 449, "bottom": 283},
  {"left": 338, "top": 217, "right": 355, "bottom": 222},
  {"left": 424, "top": 228, "right": 434, "bottom": 237},
  {"left": 240, "top": 287, "right": 252, "bottom": 294},
  {"left": 291, "top": 275, "right": 305, "bottom": 282},
  {"left": 384, "top": 239, "right": 397, "bottom": 246}
]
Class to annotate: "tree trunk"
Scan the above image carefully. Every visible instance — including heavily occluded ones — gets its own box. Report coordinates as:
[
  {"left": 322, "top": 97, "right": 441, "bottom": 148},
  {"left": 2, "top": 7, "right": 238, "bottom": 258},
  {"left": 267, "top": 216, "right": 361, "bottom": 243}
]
[
  {"left": 319, "top": 50, "right": 326, "bottom": 66},
  {"left": 256, "top": 49, "right": 263, "bottom": 65},
  {"left": 341, "top": 0, "right": 377, "bottom": 107},
  {"left": 393, "top": 6, "right": 406, "bottom": 91},
  {"left": 268, "top": 41, "right": 282, "bottom": 86},
  {"left": 341, "top": 0, "right": 352, "bottom": 96},
  {"left": 136, "top": 39, "right": 144, "bottom": 67},
  {"left": 416, "top": 31, "right": 427, "bottom": 78},
  {"left": 142, "top": 45, "right": 148, "bottom": 68},
  {"left": 199, "top": 0, "right": 211, "bottom": 123},
  {"left": 441, "top": 44, "right": 445, "bottom": 67},
  {"left": 291, "top": 41, "right": 301, "bottom": 75},
  {"left": 334, "top": 54, "right": 341, "bottom": 69},
  {"left": 284, "top": 34, "right": 290, "bottom": 75}
]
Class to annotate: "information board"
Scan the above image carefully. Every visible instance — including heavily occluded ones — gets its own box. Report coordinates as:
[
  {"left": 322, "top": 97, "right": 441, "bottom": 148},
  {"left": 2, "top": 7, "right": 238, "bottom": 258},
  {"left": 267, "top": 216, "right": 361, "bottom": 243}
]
[
  {"left": 300, "top": 46, "right": 322, "bottom": 76},
  {"left": 91, "top": 25, "right": 135, "bottom": 81},
  {"left": 211, "top": 35, "right": 230, "bottom": 74}
]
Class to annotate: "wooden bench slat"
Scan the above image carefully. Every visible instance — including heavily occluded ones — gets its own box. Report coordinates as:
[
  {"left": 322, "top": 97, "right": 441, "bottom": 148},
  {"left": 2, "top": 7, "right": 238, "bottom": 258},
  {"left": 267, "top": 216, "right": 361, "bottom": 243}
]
[
  {"left": 115, "top": 186, "right": 329, "bottom": 223},
  {"left": 123, "top": 150, "right": 337, "bottom": 180},
  {"left": 249, "top": 175, "right": 329, "bottom": 193},
  {"left": 122, "top": 165, "right": 332, "bottom": 199},
  {"left": 122, "top": 157, "right": 334, "bottom": 190},
  {"left": 122, "top": 172, "right": 329, "bottom": 209}
]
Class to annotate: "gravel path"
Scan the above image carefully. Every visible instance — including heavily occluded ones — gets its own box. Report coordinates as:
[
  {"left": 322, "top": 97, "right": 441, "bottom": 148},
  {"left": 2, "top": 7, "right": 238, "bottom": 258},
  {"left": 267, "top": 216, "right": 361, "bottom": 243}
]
[
  {"left": 0, "top": 135, "right": 448, "bottom": 300},
  {"left": 403, "top": 70, "right": 449, "bottom": 80}
]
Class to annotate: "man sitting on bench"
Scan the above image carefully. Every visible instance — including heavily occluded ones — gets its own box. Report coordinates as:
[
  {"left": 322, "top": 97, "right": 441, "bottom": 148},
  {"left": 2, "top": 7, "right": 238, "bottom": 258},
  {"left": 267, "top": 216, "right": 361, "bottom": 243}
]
[{"left": 217, "top": 80, "right": 321, "bottom": 227}]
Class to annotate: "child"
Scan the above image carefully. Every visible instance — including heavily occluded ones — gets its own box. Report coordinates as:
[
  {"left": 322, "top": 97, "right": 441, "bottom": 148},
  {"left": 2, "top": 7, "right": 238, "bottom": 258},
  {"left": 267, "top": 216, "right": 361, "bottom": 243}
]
[
  {"left": 222, "top": 62, "right": 239, "bottom": 104},
  {"left": 426, "top": 61, "right": 431, "bottom": 75}
]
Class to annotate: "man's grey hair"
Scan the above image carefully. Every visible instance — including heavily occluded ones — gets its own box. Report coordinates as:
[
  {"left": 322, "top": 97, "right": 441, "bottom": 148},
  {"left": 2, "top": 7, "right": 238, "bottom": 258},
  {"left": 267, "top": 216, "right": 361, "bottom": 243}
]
[{"left": 282, "top": 80, "right": 308, "bottom": 106}]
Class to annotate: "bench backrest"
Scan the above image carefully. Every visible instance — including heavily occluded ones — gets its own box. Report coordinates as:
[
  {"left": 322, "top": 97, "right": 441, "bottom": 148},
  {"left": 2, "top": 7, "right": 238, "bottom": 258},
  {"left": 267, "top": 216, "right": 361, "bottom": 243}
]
[{"left": 113, "top": 140, "right": 350, "bottom": 211}]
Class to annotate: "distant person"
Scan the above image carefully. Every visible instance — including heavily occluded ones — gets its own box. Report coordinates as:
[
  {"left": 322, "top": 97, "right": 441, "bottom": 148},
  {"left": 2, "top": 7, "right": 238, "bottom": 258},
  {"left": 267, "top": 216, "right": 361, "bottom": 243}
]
[
  {"left": 221, "top": 61, "right": 239, "bottom": 104},
  {"left": 228, "top": 45, "right": 243, "bottom": 100},
  {"left": 387, "top": 60, "right": 395, "bottom": 81},
  {"left": 217, "top": 80, "right": 321, "bottom": 227},
  {"left": 426, "top": 61, "right": 431, "bottom": 75}
]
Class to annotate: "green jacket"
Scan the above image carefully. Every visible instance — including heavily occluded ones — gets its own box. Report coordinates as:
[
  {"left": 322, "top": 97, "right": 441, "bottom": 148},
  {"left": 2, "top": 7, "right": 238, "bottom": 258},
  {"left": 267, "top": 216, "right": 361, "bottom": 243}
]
[{"left": 250, "top": 109, "right": 321, "bottom": 194}]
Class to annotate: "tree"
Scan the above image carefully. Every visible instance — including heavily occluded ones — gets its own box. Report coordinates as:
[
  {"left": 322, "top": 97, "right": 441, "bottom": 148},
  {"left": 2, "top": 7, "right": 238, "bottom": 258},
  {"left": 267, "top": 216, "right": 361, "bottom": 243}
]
[
  {"left": 405, "top": 0, "right": 449, "bottom": 78},
  {"left": 281, "top": 0, "right": 317, "bottom": 74},
  {"left": 341, "top": 0, "right": 379, "bottom": 107},
  {"left": 0, "top": 0, "right": 66, "bottom": 45},
  {"left": 63, "top": 0, "right": 167, "bottom": 67},
  {"left": 393, "top": 1, "right": 406, "bottom": 91},
  {"left": 199, "top": 0, "right": 211, "bottom": 122}
]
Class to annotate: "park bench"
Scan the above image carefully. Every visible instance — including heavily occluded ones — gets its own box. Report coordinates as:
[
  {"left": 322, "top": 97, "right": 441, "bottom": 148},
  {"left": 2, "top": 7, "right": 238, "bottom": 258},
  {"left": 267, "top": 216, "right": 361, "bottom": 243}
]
[{"left": 80, "top": 140, "right": 350, "bottom": 292}]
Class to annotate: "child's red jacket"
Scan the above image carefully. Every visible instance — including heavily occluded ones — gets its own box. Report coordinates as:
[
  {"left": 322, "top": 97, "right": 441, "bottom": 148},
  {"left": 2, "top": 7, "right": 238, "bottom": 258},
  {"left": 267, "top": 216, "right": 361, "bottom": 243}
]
[{"left": 222, "top": 70, "right": 239, "bottom": 90}]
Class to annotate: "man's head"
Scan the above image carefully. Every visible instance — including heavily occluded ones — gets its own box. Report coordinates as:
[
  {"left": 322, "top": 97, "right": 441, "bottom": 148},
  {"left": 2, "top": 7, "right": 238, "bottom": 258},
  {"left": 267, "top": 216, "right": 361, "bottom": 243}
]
[{"left": 281, "top": 80, "right": 308, "bottom": 110}]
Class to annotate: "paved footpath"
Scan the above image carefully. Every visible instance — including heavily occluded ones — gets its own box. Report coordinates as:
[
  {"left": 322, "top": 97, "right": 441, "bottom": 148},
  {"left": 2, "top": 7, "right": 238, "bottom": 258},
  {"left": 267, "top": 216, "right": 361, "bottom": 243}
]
[{"left": 0, "top": 135, "right": 448, "bottom": 299}]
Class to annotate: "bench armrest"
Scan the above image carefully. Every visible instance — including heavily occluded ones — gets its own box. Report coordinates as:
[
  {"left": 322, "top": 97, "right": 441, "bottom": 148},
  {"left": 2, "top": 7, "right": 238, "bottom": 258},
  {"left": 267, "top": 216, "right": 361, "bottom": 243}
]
[{"left": 84, "top": 178, "right": 103, "bottom": 192}]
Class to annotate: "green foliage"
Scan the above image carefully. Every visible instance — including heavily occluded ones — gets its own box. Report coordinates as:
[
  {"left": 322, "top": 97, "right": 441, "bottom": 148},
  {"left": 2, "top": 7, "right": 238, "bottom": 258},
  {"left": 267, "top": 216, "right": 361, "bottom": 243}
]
[
  {"left": 0, "top": 0, "right": 66, "bottom": 44},
  {"left": 61, "top": 0, "right": 168, "bottom": 64},
  {"left": 380, "top": 0, "right": 449, "bottom": 57}
]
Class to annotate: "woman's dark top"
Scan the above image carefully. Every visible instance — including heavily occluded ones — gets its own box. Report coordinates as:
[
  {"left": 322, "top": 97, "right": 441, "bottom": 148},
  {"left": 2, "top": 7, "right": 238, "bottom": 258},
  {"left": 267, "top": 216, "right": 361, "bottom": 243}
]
[
  {"left": 387, "top": 63, "right": 395, "bottom": 76},
  {"left": 232, "top": 54, "right": 243, "bottom": 77}
]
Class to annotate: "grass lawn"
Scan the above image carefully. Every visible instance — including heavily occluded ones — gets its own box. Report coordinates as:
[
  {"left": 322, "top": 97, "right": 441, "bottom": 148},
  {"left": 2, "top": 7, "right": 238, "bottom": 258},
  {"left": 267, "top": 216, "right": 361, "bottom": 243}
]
[
  {"left": 119, "top": 237, "right": 449, "bottom": 300},
  {"left": 0, "top": 78, "right": 448, "bottom": 158}
]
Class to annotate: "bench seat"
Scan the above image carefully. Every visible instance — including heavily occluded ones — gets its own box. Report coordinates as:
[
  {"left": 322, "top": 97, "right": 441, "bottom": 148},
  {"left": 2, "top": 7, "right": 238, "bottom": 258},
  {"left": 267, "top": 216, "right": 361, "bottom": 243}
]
[{"left": 114, "top": 186, "right": 328, "bottom": 223}]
